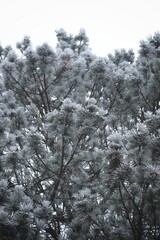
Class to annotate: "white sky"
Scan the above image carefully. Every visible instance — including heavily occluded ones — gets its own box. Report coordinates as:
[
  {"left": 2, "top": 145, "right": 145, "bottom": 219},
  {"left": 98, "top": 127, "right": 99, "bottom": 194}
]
[{"left": 0, "top": 0, "right": 160, "bottom": 56}]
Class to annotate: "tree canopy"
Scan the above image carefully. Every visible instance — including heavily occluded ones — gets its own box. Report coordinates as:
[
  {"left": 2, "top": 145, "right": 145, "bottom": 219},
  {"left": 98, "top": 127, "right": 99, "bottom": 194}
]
[{"left": 0, "top": 30, "right": 160, "bottom": 240}]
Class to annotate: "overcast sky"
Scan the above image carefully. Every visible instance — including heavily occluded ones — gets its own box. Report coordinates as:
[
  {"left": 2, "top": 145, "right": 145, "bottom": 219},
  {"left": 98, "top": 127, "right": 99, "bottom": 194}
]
[{"left": 0, "top": 0, "right": 160, "bottom": 56}]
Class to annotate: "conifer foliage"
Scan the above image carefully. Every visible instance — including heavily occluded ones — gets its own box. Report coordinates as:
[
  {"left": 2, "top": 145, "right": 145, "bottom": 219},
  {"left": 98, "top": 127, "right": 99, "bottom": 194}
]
[{"left": 0, "top": 30, "right": 160, "bottom": 239}]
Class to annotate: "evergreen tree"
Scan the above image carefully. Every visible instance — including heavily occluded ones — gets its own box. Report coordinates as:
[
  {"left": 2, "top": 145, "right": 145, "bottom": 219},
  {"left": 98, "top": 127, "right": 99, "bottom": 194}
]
[{"left": 0, "top": 30, "right": 160, "bottom": 240}]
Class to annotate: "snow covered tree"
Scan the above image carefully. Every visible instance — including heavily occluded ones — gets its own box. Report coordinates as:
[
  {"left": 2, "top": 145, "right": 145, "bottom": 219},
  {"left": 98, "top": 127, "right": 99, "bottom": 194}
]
[
  {"left": 0, "top": 30, "right": 160, "bottom": 240},
  {"left": 0, "top": 30, "right": 105, "bottom": 239}
]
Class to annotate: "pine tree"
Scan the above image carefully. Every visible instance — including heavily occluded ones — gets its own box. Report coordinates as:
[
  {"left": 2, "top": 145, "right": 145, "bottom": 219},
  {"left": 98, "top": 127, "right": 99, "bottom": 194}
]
[{"left": 0, "top": 30, "right": 160, "bottom": 240}]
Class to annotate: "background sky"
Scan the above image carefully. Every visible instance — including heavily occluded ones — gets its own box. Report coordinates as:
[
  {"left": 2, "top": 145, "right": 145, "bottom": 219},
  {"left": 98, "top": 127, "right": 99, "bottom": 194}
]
[{"left": 0, "top": 0, "right": 160, "bottom": 56}]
